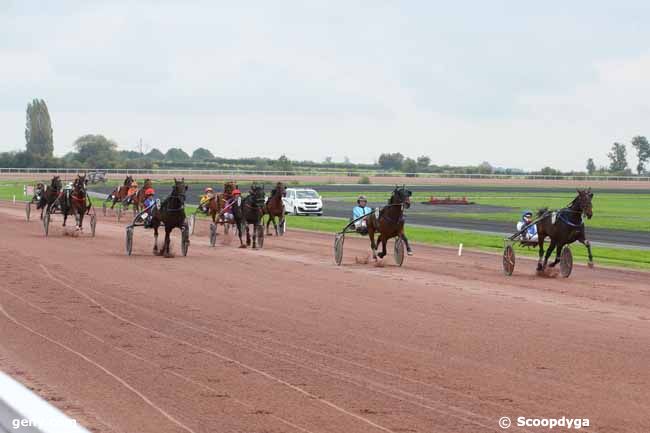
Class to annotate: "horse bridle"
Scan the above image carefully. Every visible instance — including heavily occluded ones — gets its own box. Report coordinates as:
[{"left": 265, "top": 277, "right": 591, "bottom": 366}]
[{"left": 164, "top": 185, "right": 187, "bottom": 212}]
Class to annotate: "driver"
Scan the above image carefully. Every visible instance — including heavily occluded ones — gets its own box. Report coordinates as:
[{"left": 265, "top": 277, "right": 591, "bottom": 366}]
[
  {"left": 140, "top": 187, "right": 156, "bottom": 227},
  {"left": 199, "top": 187, "right": 214, "bottom": 213},
  {"left": 352, "top": 195, "right": 372, "bottom": 234},
  {"left": 517, "top": 210, "right": 538, "bottom": 241},
  {"left": 223, "top": 188, "right": 241, "bottom": 222}
]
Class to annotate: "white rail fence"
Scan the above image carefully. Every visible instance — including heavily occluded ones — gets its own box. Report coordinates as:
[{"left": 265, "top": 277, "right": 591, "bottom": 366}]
[
  {"left": 0, "top": 372, "right": 90, "bottom": 433},
  {"left": 1, "top": 167, "right": 649, "bottom": 182}
]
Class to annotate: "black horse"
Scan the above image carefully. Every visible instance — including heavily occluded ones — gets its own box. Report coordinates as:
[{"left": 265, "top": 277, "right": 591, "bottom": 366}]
[
  {"left": 536, "top": 188, "right": 594, "bottom": 271},
  {"left": 367, "top": 186, "right": 413, "bottom": 259},
  {"left": 150, "top": 178, "right": 188, "bottom": 257},
  {"left": 234, "top": 183, "right": 265, "bottom": 249},
  {"left": 39, "top": 176, "right": 62, "bottom": 219},
  {"left": 66, "top": 174, "right": 91, "bottom": 230}
]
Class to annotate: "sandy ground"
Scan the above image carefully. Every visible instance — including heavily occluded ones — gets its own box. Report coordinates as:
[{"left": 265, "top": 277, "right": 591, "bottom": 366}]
[
  {"left": 2, "top": 172, "right": 650, "bottom": 189},
  {"left": 0, "top": 202, "right": 649, "bottom": 433}
]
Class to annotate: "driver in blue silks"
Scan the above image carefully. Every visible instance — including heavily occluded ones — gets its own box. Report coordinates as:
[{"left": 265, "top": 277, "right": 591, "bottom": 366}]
[
  {"left": 352, "top": 195, "right": 372, "bottom": 234},
  {"left": 517, "top": 210, "right": 538, "bottom": 241}
]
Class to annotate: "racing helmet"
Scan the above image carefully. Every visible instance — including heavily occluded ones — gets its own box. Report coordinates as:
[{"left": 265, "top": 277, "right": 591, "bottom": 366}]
[
  {"left": 522, "top": 210, "right": 533, "bottom": 219},
  {"left": 232, "top": 189, "right": 241, "bottom": 196},
  {"left": 145, "top": 188, "right": 155, "bottom": 196},
  {"left": 204, "top": 187, "right": 213, "bottom": 193},
  {"left": 357, "top": 195, "right": 368, "bottom": 205}
]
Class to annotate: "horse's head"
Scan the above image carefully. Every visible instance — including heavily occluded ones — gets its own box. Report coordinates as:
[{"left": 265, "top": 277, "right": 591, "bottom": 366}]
[
  {"left": 125, "top": 175, "right": 133, "bottom": 186},
  {"left": 51, "top": 176, "right": 62, "bottom": 190},
  {"left": 390, "top": 185, "right": 412, "bottom": 209},
  {"left": 73, "top": 175, "right": 87, "bottom": 195},
  {"left": 250, "top": 183, "right": 266, "bottom": 206},
  {"left": 172, "top": 177, "right": 187, "bottom": 197},
  {"left": 276, "top": 182, "right": 286, "bottom": 197},
  {"left": 575, "top": 188, "right": 594, "bottom": 219}
]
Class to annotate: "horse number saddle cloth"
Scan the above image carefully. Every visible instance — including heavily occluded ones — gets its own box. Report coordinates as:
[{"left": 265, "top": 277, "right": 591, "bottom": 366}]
[{"left": 552, "top": 211, "right": 557, "bottom": 225}]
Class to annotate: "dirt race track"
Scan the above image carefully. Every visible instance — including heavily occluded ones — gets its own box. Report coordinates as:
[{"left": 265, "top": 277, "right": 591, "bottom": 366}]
[{"left": 0, "top": 203, "right": 649, "bottom": 433}]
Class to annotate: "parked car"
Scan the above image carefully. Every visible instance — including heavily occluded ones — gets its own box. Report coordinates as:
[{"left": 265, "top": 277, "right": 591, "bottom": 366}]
[{"left": 283, "top": 188, "right": 323, "bottom": 216}]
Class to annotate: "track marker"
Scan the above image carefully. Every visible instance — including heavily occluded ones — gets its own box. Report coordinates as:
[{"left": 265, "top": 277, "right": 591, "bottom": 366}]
[
  {"left": 13, "top": 195, "right": 16, "bottom": 204},
  {"left": 458, "top": 243, "right": 463, "bottom": 256}
]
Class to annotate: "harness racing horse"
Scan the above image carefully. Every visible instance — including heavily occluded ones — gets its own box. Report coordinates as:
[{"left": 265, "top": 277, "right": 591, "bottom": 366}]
[
  {"left": 39, "top": 176, "right": 62, "bottom": 219},
  {"left": 131, "top": 178, "right": 153, "bottom": 215},
  {"left": 263, "top": 182, "right": 286, "bottom": 236},
  {"left": 60, "top": 174, "right": 91, "bottom": 230},
  {"left": 150, "top": 178, "right": 188, "bottom": 257},
  {"left": 234, "top": 183, "right": 265, "bottom": 249},
  {"left": 213, "top": 181, "right": 237, "bottom": 234},
  {"left": 367, "top": 186, "right": 413, "bottom": 260},
  {"left": 536, "top": 188, "right": 594, "bottom": 272},
  {"left": 109, "top": 175, "right": 133, "bottom": 209}
]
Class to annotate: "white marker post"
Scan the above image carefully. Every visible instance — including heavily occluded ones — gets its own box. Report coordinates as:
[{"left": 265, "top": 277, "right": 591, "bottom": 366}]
[
  {"left": 458, "top": 243, "right": 463, "bottom": 256},
  {"left": 13, "top": 195, "right": 16, "bottom": 204}
]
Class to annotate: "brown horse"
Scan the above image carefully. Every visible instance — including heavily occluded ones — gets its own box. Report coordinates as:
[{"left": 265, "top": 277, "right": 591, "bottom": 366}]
[
  {"left": 109, "top": 175, "right": 133, "bottom": 209},
  {"left": 535, "top": 188, "right": 594, "bottom": 271},
  {"left": 210, "top": 181, "right": 238, "bottom": 234},
  {"left": 263, "top": 182, "right": 286, "bottom": 235},
  {"left": 39, "top": 176, "right": 62, "bottom": 219},
  {"left": 61, "top": 174, "right": 91, "bottom": 229},
  {"left": 132, "top": 179, "right": 153, "bottom": 215},
  {"left": 367, "top": 186, "right": 413, "bottom": 260}
]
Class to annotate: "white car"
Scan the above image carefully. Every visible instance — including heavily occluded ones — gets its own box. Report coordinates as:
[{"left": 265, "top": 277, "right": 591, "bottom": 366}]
[{"left": 283, "top": 188, "right": 323, "bottom": 216}]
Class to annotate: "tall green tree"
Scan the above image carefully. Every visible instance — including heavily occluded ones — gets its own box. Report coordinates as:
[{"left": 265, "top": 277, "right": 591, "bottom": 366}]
[
  {"left": 416, "top": 155, "right": 431, "bottom": 170},
  {"left": 73, "top": 134, "right": 118, "bottom": 168},
  {"left": 25, "top": 99, "right": 54, "bottom": 157},
  {"left": 377, "top": 153, "right": 404, "bottom": 170},
  {"left": 607, "top": 142, "right": 628, "bottom": 172},
  {"left": 192, "top": 147, "right": 215, "bottom": 160},
  {"left": 276, "top": 154, "right": 292, "bottom": 171},
  {"left": 401, "top": 157, "right": 417, "bottom": 173},
  {"left": 165, "top": 148, "right": 190, "bottom": 161},
  {"left": 146, "top": 148, "right": 164, "bottom": 160},
  {"left": 631, "top": 136, "right": 650, "bottom": 174},
  {"left": 586, "top": 158, "right": 596, "bottom": 175}
]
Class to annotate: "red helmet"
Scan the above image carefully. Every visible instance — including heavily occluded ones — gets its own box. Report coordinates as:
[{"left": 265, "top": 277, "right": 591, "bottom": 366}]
[
  {"left": 232, "top": 189, "right": 241, "bottom": 196},
  {"left": 145, "top": 188, "right": 155, "bottom": 195}
]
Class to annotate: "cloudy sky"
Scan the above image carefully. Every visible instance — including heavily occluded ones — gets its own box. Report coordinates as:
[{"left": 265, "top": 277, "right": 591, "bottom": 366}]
[{"left": 1, "top": 1, "right": 649, "bottom": 170}]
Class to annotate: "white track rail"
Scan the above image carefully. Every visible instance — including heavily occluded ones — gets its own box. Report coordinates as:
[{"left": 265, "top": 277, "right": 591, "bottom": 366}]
[{"left": 0, "top": 372, "right": 90, "bottom": 433}]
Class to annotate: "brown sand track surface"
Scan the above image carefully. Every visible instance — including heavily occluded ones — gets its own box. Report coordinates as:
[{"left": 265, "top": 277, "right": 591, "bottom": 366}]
[{"left": 0, "top": 202, "right": 649, "bottom": 433}]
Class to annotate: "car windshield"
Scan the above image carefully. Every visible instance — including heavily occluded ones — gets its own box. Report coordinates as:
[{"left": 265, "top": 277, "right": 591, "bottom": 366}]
[{"left": 296, "top": 190, "right": 318, "bottom": 199}]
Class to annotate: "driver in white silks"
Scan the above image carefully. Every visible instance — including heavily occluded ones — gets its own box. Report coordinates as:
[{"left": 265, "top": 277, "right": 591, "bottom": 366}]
[
  {"left": 352, "top": 195, "right": 372, "bottom": 234},
  {"left": 517, "top": 210, "right": 538, "bottom": 241}
]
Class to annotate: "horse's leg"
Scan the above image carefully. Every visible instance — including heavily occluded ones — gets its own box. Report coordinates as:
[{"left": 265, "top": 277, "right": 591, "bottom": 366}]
[
  {"left": 399, "top": 228, "right": 413, "bottom": 255},
  {"left": 164, "top": 226, "right": 172, "bottom": 257},
  {"left": 238, "top": 222, "right": 247, "bottom": 248},
  {"left": 544, "top": 239, "right": 557, "bottom": 268},
  {"left": 246, "top": 224, "right": 251, "bottom": 246},
  {"left": 153, "top": 225, "right": 159, "bottom": 253},
  {"left": 537, "top": 234, "right": 546, "bottom": 271},
  {"left": 378, "top": 235, "right": 388, "bottom": 259},
  {"left": 549, "top": 241, "right": 563, "bottom": 267},
  {"left": 266, "top": 215, "right": 274, "bottom": 236},
  {"left": 252, "top": 223, "right": 258, "bottom": 249},
  {"left": 368, "top": 227, "right": 378, "bottom": 260},
  {"left": 78, "top": 208, "right": 85, "bottom": 230},
  {"left": 272, "top": 214, "right": 279, "bottom": 236},
  {"left": 62, "top": 210, "right": 68, "bottom": 227},
  {"left": 579, "top": 236, "right": 594, "bottom": 268}
]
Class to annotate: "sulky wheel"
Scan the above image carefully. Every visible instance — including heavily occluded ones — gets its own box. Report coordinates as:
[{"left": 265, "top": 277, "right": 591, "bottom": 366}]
[
  {"left": 125, "top": 226, "right": 133, "bottom": 256},
  {"left": 25, "top": 202, "right": 31, "bottom": 221},
  {"left": 43, "top": 212, "right": 50, "bottom": 237},
  {"left": 560, "top": 246, "right": 573, "bottom": 278},
  {"left": 394, "top": 237, "right": 405, "bottom": 267},
  {"left": 181, "top": 224, "right": 190, "bottom": 256},
  {"left": 209, "top": 223, "right": 217, "bottom": 247},
  {"left": 334, "top": 233, "right": 345, "bottom": 266},
  {"left": 256, "top": 224, "right": 265, "bottom": 248},
  {"left": 90, "top": 214, "right": 97, "bottom": 237},
  {"left": 116, "top": 206, "right": 122, "bottom": 222},
  {"left": 502, "top": 244, "right": 515, "bottom": 276}
]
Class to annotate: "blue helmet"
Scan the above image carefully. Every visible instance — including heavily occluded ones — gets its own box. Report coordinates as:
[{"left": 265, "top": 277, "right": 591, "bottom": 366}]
[{"left": 522, "top": 210, "right": 533, "bottom": 219}]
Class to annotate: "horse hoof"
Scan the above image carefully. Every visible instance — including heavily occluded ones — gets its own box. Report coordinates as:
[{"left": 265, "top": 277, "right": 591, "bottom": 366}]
[
  {"left": 407, "top": 250, "right": 413, "bottom": 256},
  {"left": 239, "top": 245, "right": 247, "bottom": 249}
]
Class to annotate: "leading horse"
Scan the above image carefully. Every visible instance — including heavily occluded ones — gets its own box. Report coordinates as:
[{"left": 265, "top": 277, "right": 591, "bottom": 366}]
[
  {"left": 59, "top": 174, "right": 91, "bottom": 230},
  {"left": 39, "top": 176, "right": 62, "bottom": 220},
  {"left": 536, "top": 188, "right": 594, "bottom": 271},
  {"left": 150, "top": 178, "right": 188, "bottom": 257},
  {"left": 367, "top": 186, "right": 414, "bottom": 260}
]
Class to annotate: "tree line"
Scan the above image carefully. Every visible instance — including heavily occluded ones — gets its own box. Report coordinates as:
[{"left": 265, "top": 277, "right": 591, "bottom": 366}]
[{"left": 2, "top": 98, "right": 650, "bottom": 176}]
